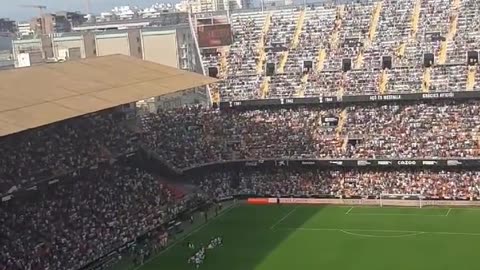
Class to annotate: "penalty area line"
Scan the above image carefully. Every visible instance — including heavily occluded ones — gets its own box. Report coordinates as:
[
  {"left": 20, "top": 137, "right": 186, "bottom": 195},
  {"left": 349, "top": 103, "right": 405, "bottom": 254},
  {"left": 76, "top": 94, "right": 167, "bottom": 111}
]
[
  {"left": 270, "top": 206, "right": 299, "bottom": 230},
  {"left": 345, "top": 206, "right": 354, "bottom": 215},
  {"left": 445, "top": 208, "right": 452, "bottom": 216}
]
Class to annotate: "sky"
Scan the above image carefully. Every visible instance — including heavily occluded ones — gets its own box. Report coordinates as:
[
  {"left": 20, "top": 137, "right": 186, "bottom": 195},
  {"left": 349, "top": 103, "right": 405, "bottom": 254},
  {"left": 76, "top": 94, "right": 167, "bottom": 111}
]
[{"left": 0, "top": 0, "right": 177, "bottom": 21}]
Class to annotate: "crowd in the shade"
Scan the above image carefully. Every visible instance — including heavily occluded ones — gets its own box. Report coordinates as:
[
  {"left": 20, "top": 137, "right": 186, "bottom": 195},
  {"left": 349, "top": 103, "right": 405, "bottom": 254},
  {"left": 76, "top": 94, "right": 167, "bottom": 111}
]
[
  {"left": 0, "top": 112, "right": 136, "bottom": 194},
  {"left": 198, "top": 168, "right": 480, "bottom": 200},
  {"left": 203, "top": 0, "right": 480, "bottom": 101},
  {"left": 0, "top": 163, "right": 184, "bottom": 270},
  {"left": 140, "top": 100, "right": 480, "bottom": 169}
]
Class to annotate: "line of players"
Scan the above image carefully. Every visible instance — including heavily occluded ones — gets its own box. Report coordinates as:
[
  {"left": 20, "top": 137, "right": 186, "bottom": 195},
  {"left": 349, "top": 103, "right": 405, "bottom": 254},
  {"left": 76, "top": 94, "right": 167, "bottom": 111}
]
[{"left": 187, "top": 236, "right": 223, "bottom": 268}]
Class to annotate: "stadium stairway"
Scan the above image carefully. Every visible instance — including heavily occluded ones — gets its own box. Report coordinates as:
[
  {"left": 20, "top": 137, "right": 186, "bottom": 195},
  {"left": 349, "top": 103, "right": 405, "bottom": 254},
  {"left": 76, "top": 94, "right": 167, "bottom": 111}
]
[
  {"left": 336, "top": 108, "right": 348, "bottom": 140},
  {"left": 422, "top": 67, "right": 431, "bottom": 92},
  {"left": 260, "top": 77, "right": 270, "bottom": 98},
  {"left": 355, "top": 52, "right": 364, "bottom": 69},
  {"left": 410, "top": 0, "right": 421, "bottom": 39},
  {"left": 291, "top": 9, "right": 306, "bottom": 49},
  {"left": 211, "top": 85, "right": 221, "bottom": 104},
  {"left": 277, "top": 54, "right": 288, "bottom": 74},
  {"left": 257, "top": 12, "right": 272, "bottom": 75},
  {"left": 297, "top": 74, "right": 308, "bottom": 97},
  {"left": 337, "top": 73, "right": 347, "bottom": 97},
  {"left": 367, "top": 2, "right": 382, "bottom": 45},
  {"left": 396, "top": 42, "right": 406, "bottom": 59},
  {"left": 341, "top": 134, "right": 349, "bottom": 151},
  {"left": 379, "top": 69, "right": 388, "bottom": 94},
  {"left": 467, "top": 66, "right": 476, "bottom": 91},
  {"left": 278, "top": 10, "right": 305, "bottom": 74},
  {"left": 316, "top": 48, "right": 326, "bottom": 72},
  {"left": 439, "top": 0, "right": 460, "bottom": 64},
  {"left": 219, "top": 50, "right": 229, "bottom": 77},
  {"left": 438, "top": 43, "right": 448, "bottom": 65},
  {"left": 354, "top": 2, "right": 381, "bottom": 69},
  {"left": 329, "top": 5, "right": 345, "bottom": 52}
]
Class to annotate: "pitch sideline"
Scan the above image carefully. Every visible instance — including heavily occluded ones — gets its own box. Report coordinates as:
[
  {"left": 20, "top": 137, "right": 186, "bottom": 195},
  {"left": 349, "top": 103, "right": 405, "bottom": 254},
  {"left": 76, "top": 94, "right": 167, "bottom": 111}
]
[{"left": 274, "top": 227, "right": 480, "bottom": 238}]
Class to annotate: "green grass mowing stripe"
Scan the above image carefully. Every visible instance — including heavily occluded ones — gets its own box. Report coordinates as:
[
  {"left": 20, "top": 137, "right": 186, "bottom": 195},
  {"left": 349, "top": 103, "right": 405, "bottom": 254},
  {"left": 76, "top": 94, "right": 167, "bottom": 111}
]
[
  {"left": 136, "top": 205, "right": 480, "bottom": 270},
  {"left": 133, "top": 204, "right": 238, "bottom": 270}
]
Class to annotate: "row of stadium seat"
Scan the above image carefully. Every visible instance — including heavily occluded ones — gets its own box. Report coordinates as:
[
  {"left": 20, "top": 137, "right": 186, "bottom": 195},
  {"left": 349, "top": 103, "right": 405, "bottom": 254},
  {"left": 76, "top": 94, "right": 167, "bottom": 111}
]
[
  {"left": 202, "top": 0, "right": 480, "bottom": 101},
  {"left": 140, "top": 100, "right": 480, "bottom": 170},
  {"left": 0, "top": 163, "right": 189, "bottom": 270},
  {"left": 199, "top": 168, "right": 480, "bottom": 200}
]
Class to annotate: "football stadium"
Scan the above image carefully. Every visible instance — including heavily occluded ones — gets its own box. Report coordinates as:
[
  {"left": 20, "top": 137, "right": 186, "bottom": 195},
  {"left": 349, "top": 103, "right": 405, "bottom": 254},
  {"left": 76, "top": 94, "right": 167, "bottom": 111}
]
[{"left": 1, "top": 0, "right": 480, "bottom": 269}]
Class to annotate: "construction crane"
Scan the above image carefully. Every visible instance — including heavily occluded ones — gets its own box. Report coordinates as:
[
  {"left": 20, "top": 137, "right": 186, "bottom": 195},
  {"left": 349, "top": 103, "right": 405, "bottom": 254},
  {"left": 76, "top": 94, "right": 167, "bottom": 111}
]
[
  {"left": 85, "top": 0, "right": 91, "bottom": 14},
  {"left": 19, "top": 5, "right": 47, "bottom": 35}
]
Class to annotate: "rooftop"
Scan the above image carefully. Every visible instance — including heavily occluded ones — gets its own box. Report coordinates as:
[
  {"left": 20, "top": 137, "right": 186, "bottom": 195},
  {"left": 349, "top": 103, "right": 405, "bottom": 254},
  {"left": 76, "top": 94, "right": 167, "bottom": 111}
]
[{"left": 0, "top": 54, "right": 217, "bottom": 137}]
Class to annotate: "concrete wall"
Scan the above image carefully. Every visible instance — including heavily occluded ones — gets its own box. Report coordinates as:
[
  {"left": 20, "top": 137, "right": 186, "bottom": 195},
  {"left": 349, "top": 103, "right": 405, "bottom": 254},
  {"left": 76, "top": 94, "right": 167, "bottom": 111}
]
[
  {"left": 53, "top": 36, "right": 85, "bottom": 59},
  {"left": 12, "top": 39, "right": 42, "bottom": 67},
  {"left": 83, "top": 32, "right": 96, "bottom": 58},
  {"left": 95, "top": 33, "right": 130, "bottom": 56},
  {"left": 142, "top": 30, "right": 178, "bottom": 67},
  {"left": 128, "top": 29, "right": 143, "bottom": 59}
]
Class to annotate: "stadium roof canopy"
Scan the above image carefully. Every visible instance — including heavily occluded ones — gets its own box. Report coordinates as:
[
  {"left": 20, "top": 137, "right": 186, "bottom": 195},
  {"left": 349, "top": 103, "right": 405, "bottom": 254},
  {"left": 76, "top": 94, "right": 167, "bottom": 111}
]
[{"left": 0, "top": 54, "right": 217, "bottom": 137}]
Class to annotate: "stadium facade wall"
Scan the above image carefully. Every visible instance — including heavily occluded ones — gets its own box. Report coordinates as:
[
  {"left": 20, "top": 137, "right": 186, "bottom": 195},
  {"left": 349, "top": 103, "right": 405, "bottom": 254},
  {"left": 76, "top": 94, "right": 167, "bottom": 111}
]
[
  {"left": 219, "top": 91, "right": 480, "bottom": 109},
  {"left": 182, "top": 158, "right": 480, "bottom": 174}
]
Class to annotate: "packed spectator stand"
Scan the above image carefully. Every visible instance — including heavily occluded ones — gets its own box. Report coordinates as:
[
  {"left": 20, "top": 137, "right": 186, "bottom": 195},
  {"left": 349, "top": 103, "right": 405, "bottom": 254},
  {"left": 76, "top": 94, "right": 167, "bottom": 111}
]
[
  {"left": 1, "top": 164, "right": 174, "bottom": 270},
  {"left": 140, "top": 100, "right": 480, "bottom": 169},
  {"left": 202, "top": 0, "right": 480, "bottom": 100},
  {"left": 0, "top": 110, "right": 196, "bottom": 270},
  {"left": 198, "top": 168, "right": 480, "bottom": 200}
]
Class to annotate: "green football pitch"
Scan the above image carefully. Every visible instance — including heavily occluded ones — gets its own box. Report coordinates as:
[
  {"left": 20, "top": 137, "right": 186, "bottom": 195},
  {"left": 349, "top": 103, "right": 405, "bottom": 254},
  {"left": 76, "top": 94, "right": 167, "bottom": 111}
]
[{"left": 136, "top": 204, "right": 480, "bottom": 270}]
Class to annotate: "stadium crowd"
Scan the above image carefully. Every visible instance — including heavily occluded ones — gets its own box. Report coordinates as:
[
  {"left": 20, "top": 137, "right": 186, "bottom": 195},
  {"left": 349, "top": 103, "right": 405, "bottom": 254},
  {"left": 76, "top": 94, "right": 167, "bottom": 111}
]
[
  {"left": 0, "top": 112, "right": 136, "bottom": 194},
  {"left": 203, "top": 0, "right": 480, "bottom": 101},
  {"left": 1, "top": 0, "right": 480, "bottom": 269},
  {"left": 0, "top": 163, "right": 184, "bottom": 270},
  {"left": 198, "top": 168, "right": 480, "bottom": 200},
  {"left": 140, "top": 100, "right": 480, "bottom": 169}
]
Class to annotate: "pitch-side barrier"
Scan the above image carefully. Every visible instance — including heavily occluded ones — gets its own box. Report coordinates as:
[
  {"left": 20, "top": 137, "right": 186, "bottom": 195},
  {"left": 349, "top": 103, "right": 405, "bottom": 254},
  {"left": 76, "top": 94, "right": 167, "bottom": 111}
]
[{"left": 247, "top": 197, "right": 480, "bottom": 207}]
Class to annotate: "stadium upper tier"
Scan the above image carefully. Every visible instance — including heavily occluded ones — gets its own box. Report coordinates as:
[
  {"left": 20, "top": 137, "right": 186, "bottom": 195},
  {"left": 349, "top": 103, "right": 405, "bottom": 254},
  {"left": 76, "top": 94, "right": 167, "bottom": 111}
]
[{"left": 202, "top": 0, "right": 480, "bottom": 101}]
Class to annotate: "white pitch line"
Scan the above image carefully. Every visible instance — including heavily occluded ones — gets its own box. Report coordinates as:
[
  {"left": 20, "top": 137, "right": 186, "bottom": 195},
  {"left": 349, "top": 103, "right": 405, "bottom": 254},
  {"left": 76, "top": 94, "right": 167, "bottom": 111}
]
[
  {"left": 345, "top": 206, "right": 354, "bottom": 215},
  {"left": 346, "top": 213, "right": 447, "bottom": 217},
  {"left": 339, "top": 229, "right": 425, "bottom": 238},
  {"left": 270, "top": 206, "right": 299, "bottom": 230},
  {"left": 277, "top": 227, "right": 480, "bottom": 237},
  {"left": 133, "top": 204, "right": 237, "bottom": 270},
  {"left": 445, "top": 208, "right": 452, "bottom": 216}
]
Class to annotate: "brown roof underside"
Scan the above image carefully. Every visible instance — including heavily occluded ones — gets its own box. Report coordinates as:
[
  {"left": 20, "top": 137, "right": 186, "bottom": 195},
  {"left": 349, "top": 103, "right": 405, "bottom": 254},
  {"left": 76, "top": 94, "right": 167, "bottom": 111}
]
[{"left": 0, "top": 54, "right": 217, "bottom": 137}]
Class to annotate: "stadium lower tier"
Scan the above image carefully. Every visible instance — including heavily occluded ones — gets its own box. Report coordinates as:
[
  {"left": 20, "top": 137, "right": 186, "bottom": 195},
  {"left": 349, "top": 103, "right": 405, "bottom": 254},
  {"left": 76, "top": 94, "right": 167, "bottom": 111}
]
[
  {"left": 2, "top": 166, "right": 480, "bottom": 270},
  {"left": 0, "top": 161, "right": 193, "bottom": 270},
  {"left": 197, "top": 168, "right": 480, "bottom": 200}
]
